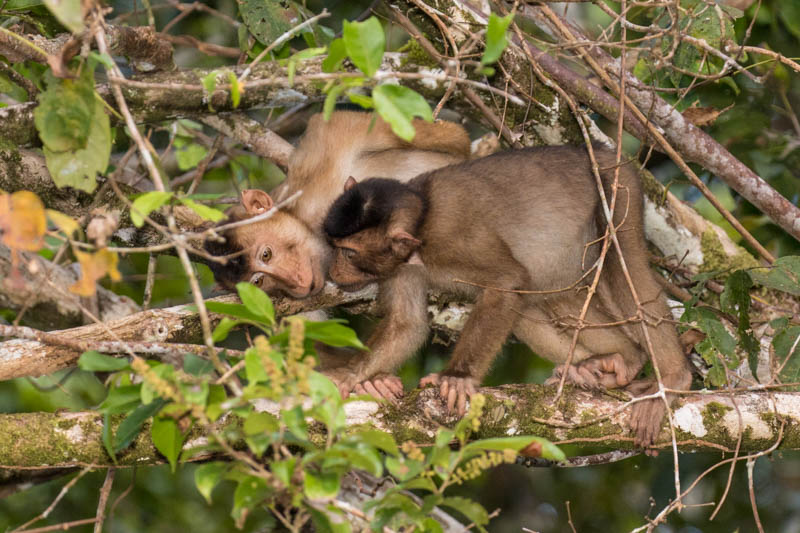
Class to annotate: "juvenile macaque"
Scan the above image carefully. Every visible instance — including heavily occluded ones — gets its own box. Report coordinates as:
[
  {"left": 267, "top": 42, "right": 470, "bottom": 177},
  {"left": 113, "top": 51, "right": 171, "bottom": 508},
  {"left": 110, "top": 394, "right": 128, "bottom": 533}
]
[
  {"left": 322, "top": 146, "right": 692, "bottom": 447},
  {"left": 204, "top": 111, "right": 470, "bottom": 298}
]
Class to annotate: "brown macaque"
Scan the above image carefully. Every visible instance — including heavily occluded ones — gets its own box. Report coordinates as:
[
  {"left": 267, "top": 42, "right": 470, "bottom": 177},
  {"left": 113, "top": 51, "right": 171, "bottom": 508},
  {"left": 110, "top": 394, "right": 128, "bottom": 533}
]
[
  {"left": 321, "top": 146, "right": 692, "bottom": 448},
  {"left": 204, "top": 111, "right": 471, "bottom": 298}
]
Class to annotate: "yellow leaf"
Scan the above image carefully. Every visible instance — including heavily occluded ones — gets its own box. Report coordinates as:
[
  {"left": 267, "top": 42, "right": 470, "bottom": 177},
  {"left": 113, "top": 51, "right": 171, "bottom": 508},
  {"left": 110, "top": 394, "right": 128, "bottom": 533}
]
[
  {"left": 0, "top": 191, "right": 46, "bottom": 251},
  {"left": 69, "top": 248, "right": 122, "bottom": 296},
  {"left": 46, "top": 209, "right": 81, "bottom": 238}
]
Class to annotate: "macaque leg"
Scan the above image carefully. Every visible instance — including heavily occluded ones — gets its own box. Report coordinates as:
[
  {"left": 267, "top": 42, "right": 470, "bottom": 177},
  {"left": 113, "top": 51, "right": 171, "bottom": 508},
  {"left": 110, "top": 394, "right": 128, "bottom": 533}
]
[
  {"left": 323, "top": 265, "right": 428, "bottom": 401},
  {"left": 422, "top": 288, "right": 524, "bottom": 415}
]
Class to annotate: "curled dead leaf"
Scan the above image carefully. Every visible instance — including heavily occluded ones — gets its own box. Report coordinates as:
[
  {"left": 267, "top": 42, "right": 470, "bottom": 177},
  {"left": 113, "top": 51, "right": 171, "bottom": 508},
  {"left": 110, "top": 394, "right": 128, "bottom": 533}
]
[
  {"left": 0, "top": 191, "right": 46, "bottom": 252},
  {"left": 69, "top": 248, "right": 122, "bottom": 296}
]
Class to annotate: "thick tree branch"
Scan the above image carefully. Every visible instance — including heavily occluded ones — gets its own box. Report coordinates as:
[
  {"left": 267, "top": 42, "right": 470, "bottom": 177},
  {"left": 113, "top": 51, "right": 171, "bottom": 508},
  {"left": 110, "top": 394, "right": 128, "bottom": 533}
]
[
  {"left": 0, "top": 387, "right": 796, "bottom": 474},
  {"left": 0, "top": 244, "right": 139, "bottom": 331}
]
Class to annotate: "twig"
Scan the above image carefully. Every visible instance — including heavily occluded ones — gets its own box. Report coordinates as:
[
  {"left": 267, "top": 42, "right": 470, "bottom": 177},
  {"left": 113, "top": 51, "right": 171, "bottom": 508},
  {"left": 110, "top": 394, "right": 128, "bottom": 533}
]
[
  {"left": 93, "top": 469, "right": 116, "bottom": 533},
  {"left": 11, "top": 467, "right": 93, "bottom": 532}
]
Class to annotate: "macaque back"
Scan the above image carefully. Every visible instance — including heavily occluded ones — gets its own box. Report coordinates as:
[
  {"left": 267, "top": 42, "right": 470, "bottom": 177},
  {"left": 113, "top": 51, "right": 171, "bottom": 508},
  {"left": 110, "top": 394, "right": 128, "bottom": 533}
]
[{"left": 323, "top": 145, "right": 692, "bottom": 448}]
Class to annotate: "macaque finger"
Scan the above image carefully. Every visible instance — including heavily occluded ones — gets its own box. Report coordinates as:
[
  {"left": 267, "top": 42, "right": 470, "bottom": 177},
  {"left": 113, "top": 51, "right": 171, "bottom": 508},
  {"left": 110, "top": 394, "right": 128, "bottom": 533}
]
[
  {"left": 420, "top": 373, "right": 440, "bottom": 387},
  {"left": 353, "top": 383, "right": 368, "bottom": 396},
  {"left": 362, "top": 380, "right": 383, "bottom": 400},
  {"left": 384, "top": 377, "right": 404, "bottom": 397},
  {"left": 374, "top": 379, "right": 401, "bottom": 401},
  {"left": 446, "top": 382, "right": 458, "bottom": 412},
  {"left": 456, "top": 387, "right": 467, "bottom": 415}
]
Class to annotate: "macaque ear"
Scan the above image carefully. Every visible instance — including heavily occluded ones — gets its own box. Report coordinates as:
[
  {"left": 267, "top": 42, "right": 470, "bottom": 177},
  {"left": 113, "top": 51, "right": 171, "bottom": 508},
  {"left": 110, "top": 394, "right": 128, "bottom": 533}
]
[
  {"left": 241, "top": 189, "right": 274, "bottom": 215},
  {"left": 344, "top": 176, "right": 358, "bottom": 192},
  {"left": 389, "top": 230, "right": 421, "bottom": 259}
]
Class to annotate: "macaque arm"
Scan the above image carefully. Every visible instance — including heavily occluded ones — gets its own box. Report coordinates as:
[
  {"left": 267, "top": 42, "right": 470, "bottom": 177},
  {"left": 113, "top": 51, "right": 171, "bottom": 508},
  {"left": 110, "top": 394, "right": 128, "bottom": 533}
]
[
  {"left": 323, "top": 264, "right": 429, "bottom": 396},
  {"left": 423, "top": 289, "right": 524, "bottom": 414}
]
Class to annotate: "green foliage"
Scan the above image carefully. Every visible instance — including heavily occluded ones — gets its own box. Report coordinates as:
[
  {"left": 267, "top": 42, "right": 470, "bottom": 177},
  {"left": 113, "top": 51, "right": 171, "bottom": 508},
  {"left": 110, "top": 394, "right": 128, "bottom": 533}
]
[
  {"left": 373, "top": 84, "right": 433, "bottom": 141},
  {"left": 238, "top": 0, "right": 295, "bottom": 46},
  {"left": 42, "top": 0, "right": 82, "bottom": 33},
  {"left": 34, "top": 71, "right": 110, "bottom": 193},
  {"left": 130, "top": 191, "right": 173, "bottom": 227},
  {"left": 85, "top": 285, "right": 561, "bottom": 530},
  {"left": 342, "top": 17, "right": 385, "bottom": 77},
  {"left": 481, "top": 13, "right": 514, "bottom": 66}
]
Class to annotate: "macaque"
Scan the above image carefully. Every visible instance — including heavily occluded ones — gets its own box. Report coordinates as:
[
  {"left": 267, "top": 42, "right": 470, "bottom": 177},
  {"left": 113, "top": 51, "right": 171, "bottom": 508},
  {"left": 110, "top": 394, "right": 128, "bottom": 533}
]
[
  {"left": 204, "top": 111, "right": 471, "bottom": 298},
  {"left": 322, "top": 146, "right": 692, "bottom": 447}
]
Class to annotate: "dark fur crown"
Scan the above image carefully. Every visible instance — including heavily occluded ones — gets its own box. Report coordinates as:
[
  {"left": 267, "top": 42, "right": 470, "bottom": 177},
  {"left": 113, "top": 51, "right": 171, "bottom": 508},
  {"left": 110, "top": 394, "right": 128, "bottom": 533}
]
[{"left": 323, "top": 178, "right": 414, "bottom": 239}]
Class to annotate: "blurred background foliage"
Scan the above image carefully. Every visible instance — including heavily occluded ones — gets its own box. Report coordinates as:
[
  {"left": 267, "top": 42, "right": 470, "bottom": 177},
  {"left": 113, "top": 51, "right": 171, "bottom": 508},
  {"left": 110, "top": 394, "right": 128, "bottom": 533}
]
[{"left": 2, "top": 0, "right": 800, "bottom": 531}]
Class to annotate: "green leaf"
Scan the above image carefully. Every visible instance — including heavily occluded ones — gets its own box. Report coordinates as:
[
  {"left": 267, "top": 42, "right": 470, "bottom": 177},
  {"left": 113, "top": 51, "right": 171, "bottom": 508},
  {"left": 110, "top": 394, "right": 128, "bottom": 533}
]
[
  {"left": 271, "top": 457, "right": 296, "bottom": 487},
  {"left": 304, "top": 470, "right": 341, "bottom": 500},
  {"left": 773, "top": 325, "right": 800, "bottom": 388},
  {"left": 102, "top": 413, "right": 117, "bottom": 463},
  {"left": 239, "top": 0, "right": 296, "bottom": 46},
  {"left": 245, "top": 346, "right": 269, "bottom": 383},
  {"left": 373, "top": 84, "right": 433, "bottom": 142},
  {"left": 43, "top": 0, "right": 83, "bottom": 33},
  {"left": 350, "top": 429, "right": 398, "bottom": 456},
  {"left": 322, "top": 38, "right": 347, "bottom": 73},
  {"left": 750, "top": 256, "right": 800, "bottom": 296},
  {"left": 462, "top": 436, "right": 566, "bottom": 462},
  {"left": 227, "top": 72, "right": 241, "bottom": 108},
  {"left": 204, "top": 301, "right": 264, "bottom": 322},
  {"left": 78, "top": 350, "right": 129, "bottom": 372},
  {"left": 779, "top": 0, "right": 800, "bottom": 39},
  {"left": 232, "top": 476, "right": 272, "bottom": 525},
  {"left": 175, "top": 143, "right": 208, "bottom": 171},
  {"left": 194, "top": 462, "right": 228, "bottom": 504},
  {"left": 152, "top": 416, "right": 185, "bottom": 472},
  {"left": 324, "top": 83, "right": 347, "bottom": 121},
  {"left": 35, "top": 78, "right": 93, "bottom": 152},
  {"left": 236, "top": 282, "right": 275, "bottom": 325},
  {"left": 342, "top": 17, "right": 385, "bottom": 77},
  {"left": 140, "top": 364, "right": 175, "bottom": 405},
  {"left": 212, "top": 317, "right": 240, "bottom": 343},
  {"left": 99, "top": 385, "right": 142, "bottom": 415},
  {"left": 385, "top": 456, "right": 423, "bottom": 482},
  {"left": 201, "top": 70, "right": 219, "bottom": 95},
  {"left": 308, "top": 505, "right": 352, "bottom": 533},
  {"left": 481, "top": 12, "right": 513, "bottom": 65},
  {"left": 304, "top": 320, "right": 366, "bottom": 349},
  {"left": 441, "top": 497, "right": 489, "bottom": 531},
  {"left": 183, "top": 353, "right": 214, "bottom": 376},
  {"left": 130, "top": 191, "right": 173, "bottom": 228},
  {"left": 178, "top": 198, "right": 226, "bottom": 223},
  {"left": 287, "top": 47, "right": 326, "bottom": 85},
  {"left": 244, "top": 412, "right": 279, "bottom": 435},
  {"left": 722, "top": 270, "right": 760, "bottom": 379},
  {"left": 42, "top": 96, "right": 110, "bottom": 193},
  {"left": 281, "top": 405, "right": 308, "bottom": 440},
  {"left": 347, "top": 92, "right": 374, "bottom": 109},
  {"left": 114, "top": 398, "right": 166, "bottom": 453}
]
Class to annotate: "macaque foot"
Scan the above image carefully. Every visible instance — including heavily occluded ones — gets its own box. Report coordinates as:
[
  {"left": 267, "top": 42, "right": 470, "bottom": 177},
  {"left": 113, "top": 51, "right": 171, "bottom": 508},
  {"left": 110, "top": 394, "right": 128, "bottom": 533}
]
[
  {"left": 322, "top": 368, "right": 403, "bottom": 403},
  {"left": 352, "top": 374, "right": 404, "bottom": 402},
  {"left": 545, "top": 353, "right": 632, "bottom": 390},
  {"left": 627, "top": 380, "right": 665, "bottom": 453},
  {"left": 420, "top": 373, "right": 478, "bottom": 415}
]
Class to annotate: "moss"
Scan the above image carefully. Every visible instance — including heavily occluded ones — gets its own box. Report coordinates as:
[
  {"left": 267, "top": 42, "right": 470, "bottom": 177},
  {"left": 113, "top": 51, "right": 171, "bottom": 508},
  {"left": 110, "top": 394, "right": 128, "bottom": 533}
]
[
  {"left": 702, "top": 401, "right": 732, "bottom": 425},
  {"left": 640, "top": 169, "right": 666, "bottom": 205},
  {"left": 401, "top": 39, "right": 439, "bottom": 69},
  {"left": 700, "top": 229, "right": 760, "bottom": 276}
]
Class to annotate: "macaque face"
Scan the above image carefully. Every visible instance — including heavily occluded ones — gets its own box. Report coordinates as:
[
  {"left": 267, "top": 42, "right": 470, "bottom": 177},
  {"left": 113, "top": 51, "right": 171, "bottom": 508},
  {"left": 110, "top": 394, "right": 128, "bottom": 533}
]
[
  {"left": 216, "top": 190, "right": 328, "bottom": 298},
  {"left": 328, "top": 228, "right": 419, "bottom": 291},
  {"left": 236, "top": 215, "right": 328, "bottom": 298}
]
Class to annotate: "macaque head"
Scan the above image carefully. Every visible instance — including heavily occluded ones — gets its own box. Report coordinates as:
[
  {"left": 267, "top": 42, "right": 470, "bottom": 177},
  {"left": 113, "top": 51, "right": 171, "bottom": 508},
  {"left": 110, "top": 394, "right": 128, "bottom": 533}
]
[
  {"left": 323, "top": 178, "right": 423, "bottom": 291},
  {"left": 204, "top": 189, "right": 327, "bottom": 298}
]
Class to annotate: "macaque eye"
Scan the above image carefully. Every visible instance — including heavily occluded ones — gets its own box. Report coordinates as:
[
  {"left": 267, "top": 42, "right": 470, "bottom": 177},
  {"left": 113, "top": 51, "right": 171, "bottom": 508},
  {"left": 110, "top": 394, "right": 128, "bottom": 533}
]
[
  {"left": 342, "top": 248, "right": 356, "bottom": 260},
  {"left": 261, "top": 247, "right": 273, "bottom": 262},
  {"left": 250, "top": 273, "right": 265, "bottom": 287}
]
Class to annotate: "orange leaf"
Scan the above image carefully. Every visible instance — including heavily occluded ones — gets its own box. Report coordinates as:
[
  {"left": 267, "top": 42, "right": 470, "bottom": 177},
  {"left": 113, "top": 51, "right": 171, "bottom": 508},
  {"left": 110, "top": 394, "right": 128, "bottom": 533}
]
[
  {"left": 0, "top": 191, "right": 46, "bottom": 252},
  {"left": 69, "top": 248, "right": 122, "bottom": 296}
]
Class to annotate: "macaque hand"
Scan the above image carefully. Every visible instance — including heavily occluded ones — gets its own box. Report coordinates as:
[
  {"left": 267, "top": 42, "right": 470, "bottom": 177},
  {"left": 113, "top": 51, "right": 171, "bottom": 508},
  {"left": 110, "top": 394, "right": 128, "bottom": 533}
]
[
  {"left": 352, "top": 374, "right": 404, "bottom": 403},
  {"left": 545, "top": 353, "right": 631, "bottom": 391},
  {"left": 322, "top": 368, "right": 403, "bottom": 403},
  {"left": 420, "top": 373, "right": 478, "bottom": 416}
]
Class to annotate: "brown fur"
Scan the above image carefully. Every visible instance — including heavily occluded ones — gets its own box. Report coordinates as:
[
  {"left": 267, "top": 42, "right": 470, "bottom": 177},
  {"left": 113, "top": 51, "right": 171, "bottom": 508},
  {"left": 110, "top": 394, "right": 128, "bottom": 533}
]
[
  {"left": 323, "top": 146, "right": 692, "bottom": 448},
  {"left": 207, "top": 111, "right": 470, "bottom": 297}
]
